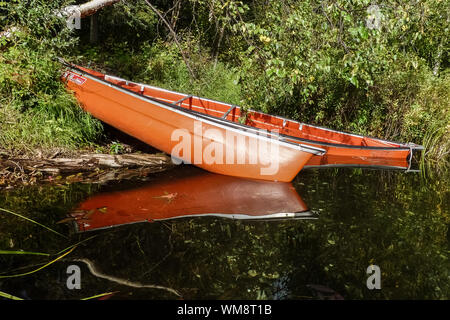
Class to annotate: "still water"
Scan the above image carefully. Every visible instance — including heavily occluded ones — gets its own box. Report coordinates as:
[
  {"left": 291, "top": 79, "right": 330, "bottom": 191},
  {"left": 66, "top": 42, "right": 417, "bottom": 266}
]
[{"left": 0, "top": 165, "right": 448, "bottom": 300}]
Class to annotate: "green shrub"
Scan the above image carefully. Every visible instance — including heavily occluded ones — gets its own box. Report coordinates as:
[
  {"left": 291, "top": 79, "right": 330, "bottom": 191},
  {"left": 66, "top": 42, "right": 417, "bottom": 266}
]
[{"left": 0, "top": 0, "right": 102, "bottom": 156}]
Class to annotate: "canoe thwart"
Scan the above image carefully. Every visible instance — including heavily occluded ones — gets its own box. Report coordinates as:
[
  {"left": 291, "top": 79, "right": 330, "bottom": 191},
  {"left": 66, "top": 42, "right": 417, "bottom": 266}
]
[
  {"left": 173, "top": 94, "right": 193, "bottom": 105},
  {"left": 222, "top": 105, "right": 237, "bottom": 119}
]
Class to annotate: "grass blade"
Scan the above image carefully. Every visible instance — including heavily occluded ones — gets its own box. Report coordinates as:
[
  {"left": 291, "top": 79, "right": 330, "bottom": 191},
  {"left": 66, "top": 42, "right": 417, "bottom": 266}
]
[
  {"left": 0, "top": 250, "right": 50, "bottom": 256},
  {"left": 0, "top": 290, "right": 24, "bottom": 300},
  {"left": 53, "top": 235, "right": 98, "bottom": 256},
  {"left": 80, "top": 291, "right": 119, "bottom": 300},
  {"left": 0, "top": 207, "right": 67, "bottom": 239},
  {"left": 0, "top": 245, "right": 77, "bottom": 279}
]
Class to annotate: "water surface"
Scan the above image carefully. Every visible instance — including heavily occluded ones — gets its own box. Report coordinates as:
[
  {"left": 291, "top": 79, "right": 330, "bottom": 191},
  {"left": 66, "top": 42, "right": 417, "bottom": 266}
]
[{"left": 0, "top": 165, "right": 448, "bottom": 300}]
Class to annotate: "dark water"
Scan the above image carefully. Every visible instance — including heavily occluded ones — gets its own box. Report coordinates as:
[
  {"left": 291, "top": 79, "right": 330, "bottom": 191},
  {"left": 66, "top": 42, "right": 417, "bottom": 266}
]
[{"left": 0, "top": 165, "right": 448, "bottom": 300}]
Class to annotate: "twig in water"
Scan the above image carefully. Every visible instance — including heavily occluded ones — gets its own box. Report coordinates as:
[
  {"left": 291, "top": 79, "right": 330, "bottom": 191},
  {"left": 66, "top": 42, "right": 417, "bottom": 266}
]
[{"left": 73, "top": 258, "right": 182, "bottom": 298}]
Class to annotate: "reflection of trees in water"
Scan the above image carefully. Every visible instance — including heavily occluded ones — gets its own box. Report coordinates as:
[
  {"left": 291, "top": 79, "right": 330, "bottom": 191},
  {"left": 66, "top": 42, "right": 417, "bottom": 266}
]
[{"left": 0, "top": 168, "right": 448, "bottom": 299}]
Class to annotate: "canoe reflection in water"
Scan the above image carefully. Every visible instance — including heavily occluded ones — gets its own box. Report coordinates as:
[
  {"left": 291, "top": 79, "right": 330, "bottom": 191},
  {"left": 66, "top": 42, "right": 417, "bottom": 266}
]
[
  {"left": 70, "top": 167, "right": 316, "bottom": 232},
  {"left": 304, "top": 154, "right": 414, "bottom": 170}
]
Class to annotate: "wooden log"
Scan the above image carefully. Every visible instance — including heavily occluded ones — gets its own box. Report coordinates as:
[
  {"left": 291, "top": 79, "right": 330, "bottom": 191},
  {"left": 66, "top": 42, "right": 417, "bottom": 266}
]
[
  {"left": 60, "top": 0, "right": 122, "bottom": 19},
  {"left": 0, "top": 153, "right": 174, "bottom": 188},
  {"left": 1, "top": 0, "right": 123, "bottom": 38},
  {"left": 0, "top": 153, "right": 172, "bottom": 174}
]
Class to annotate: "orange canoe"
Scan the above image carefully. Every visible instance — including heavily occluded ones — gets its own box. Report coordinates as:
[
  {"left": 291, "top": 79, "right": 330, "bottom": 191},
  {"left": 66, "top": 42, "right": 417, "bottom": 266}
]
[
  {"left": 60, "top": 60, "right": 422, "bottom": 179},
  {"left": 61, "top": 62, "right": 325, "bottom": 182},
  {"left": 69, "top": 167, "right": 315, "bottom": 232}
]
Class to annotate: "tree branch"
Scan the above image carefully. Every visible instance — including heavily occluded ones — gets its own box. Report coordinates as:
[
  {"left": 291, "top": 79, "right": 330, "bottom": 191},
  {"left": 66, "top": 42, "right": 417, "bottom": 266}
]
[{"left": 143, "top": 0, "right": 197, "bottom": 81}]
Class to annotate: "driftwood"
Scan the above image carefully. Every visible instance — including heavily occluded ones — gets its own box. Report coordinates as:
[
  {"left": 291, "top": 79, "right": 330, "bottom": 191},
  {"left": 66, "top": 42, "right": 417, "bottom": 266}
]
[
  {"left": 0, "top": 153, "right": 174, "bottom": 188},
  {"left": 3, "top": 153, "right": 170, "bottom": 173}
]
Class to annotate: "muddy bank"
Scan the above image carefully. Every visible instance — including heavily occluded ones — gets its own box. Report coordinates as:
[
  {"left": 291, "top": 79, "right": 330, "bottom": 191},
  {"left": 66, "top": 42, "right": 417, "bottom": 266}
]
[{"left": 0, "top": 152, "right": 174, "bottom": 189}]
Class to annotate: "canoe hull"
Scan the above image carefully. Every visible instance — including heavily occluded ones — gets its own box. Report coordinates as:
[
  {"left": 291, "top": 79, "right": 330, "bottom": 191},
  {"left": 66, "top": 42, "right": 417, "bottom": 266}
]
[{"left": 63, "top": 70, "right": 321, "bottom": 182}]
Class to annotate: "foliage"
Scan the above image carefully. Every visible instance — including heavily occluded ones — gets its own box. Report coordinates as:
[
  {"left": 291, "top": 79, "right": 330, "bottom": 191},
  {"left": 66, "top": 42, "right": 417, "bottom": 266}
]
[
  {"left": 77, "top": 39, "right": 242, "bottom": 105},
  {"left": 0, "top": 0, "right": 102, "bottom": 156},
  {"left": 0, "top": 0, "right": 448, "bottom": 163},
  {"left": 221, "top": 1, "right": 447, "bottom": 129},
  {"left": 183, "top": 0, "right": 448, "bottom": 163},
  {"left": 402, "top": 70, "right": 449, "bottom": 162}
]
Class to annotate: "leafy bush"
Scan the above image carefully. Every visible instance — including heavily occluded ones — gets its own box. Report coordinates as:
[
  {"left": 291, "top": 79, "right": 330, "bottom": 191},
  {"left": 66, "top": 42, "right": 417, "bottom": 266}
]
[
  {"left": 196, "top": 0, "right": 448, "bottom": 163},
  {"left": 78, "top": 39, "right": 242, "bottom": 105},
  {"left": 0, "top": 0, "right": 102, "bottom": 155}
]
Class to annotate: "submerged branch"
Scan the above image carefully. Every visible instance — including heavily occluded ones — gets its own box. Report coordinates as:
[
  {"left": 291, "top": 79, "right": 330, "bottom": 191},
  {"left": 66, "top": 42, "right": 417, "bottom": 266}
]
[{"left": 74, "top": 258, "right": 182, "bottom": 298}]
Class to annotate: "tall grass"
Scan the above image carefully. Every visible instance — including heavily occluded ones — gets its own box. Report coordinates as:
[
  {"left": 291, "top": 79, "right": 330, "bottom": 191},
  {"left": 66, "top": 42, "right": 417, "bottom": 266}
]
[
  {"left": 78, "top": 40, "right": 242, "bottom": 106},
  {"left": 0, "top": 1, "right": 103, "bottom": 157},
  {"left": 0, "top": 99, "right": 102, "bottom": 157},
  {"left": 402, "top": 70, "right": 450, "bottom": 166}
]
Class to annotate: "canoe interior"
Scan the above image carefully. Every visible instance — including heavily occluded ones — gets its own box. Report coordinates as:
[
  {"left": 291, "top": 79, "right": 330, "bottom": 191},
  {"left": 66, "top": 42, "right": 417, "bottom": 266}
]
[{"left": 76, "top": 66, "right": 413, "bottom": 151}]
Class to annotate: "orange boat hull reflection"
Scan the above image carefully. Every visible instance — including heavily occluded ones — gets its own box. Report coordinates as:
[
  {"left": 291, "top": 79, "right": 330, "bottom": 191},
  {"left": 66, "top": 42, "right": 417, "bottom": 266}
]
[
  {"left": 70, "top": 167, "right": 314, "bottom": 232},
  {"left": 304, "top": 154, "right": 412, "bottom": 170}
]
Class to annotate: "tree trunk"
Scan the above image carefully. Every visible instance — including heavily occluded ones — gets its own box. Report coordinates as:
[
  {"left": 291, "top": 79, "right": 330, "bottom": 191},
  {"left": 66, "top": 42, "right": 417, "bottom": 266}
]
[
  {"left": 90, "top": 13, "right": 99, "bottom": 44},
  {"left": 64, "top": 0, "right": 122, "bottom": 19},
  {"left": 1, "top": 0, "right": 122, "bottom": 39},
  {"left": 143, "top": 0, "right": 197, "bottom": 81}
]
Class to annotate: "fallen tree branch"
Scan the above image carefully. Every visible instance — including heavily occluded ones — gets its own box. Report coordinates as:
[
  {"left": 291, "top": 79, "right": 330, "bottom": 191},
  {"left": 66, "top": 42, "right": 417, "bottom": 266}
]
[
  {"left": 1, "top": 0, "right": 123, "bottom": 39},
  {"left": 2, "top": 153, "right": 170, "bottom": 173},
  {"left": 59, "top": 0, "right": 122, "bottom": 19},
  {"left": 0, "top": 153, "right": 174, "bottom": 188}
]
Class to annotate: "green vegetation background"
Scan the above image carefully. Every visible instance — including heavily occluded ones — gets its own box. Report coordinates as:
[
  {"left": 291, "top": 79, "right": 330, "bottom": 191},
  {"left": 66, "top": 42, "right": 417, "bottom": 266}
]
[{"left": 0, "top": 0, "right": 448, "bottom": 164}]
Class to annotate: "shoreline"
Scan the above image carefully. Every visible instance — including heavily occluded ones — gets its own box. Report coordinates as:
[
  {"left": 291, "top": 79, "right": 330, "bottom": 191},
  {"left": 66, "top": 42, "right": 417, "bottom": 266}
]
[{"left": 0, "top": 152, "right": 174, "bottom": 189}]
